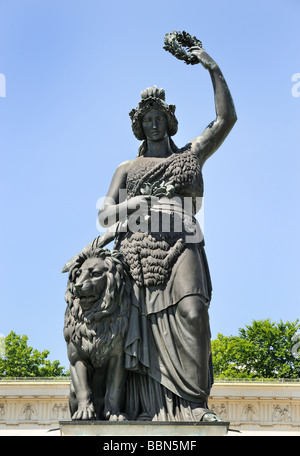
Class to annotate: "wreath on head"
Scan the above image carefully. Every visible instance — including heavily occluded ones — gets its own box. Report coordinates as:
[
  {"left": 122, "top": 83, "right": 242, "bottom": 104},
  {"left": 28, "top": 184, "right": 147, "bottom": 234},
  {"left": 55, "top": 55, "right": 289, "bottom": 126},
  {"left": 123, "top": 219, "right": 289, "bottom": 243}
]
[{"left": 163, "top": 31, "right": 203, "bottom": 65}]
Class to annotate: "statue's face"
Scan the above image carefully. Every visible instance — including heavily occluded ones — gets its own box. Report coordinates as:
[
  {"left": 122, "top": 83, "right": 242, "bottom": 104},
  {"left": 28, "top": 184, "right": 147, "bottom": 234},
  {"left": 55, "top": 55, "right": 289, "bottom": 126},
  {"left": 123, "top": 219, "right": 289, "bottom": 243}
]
[{"left": 142, "top": 109, "right": 168, "bottom": 142}]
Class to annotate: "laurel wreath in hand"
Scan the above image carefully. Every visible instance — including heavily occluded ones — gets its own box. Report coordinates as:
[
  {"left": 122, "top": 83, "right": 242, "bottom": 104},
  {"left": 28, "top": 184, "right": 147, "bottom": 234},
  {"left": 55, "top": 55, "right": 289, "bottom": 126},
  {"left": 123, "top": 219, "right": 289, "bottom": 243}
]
[
  {"left": 140, "top": 180, "right": 175, "bottom": 198},
  {"left": 163, "top": 31, "right": 203, "bottom": 65}
]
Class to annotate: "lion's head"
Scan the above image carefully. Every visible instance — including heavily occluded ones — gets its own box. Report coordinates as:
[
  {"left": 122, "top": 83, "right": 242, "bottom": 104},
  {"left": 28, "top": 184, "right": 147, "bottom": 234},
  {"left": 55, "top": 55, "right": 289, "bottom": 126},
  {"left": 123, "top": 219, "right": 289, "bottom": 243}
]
[
  {"left": 63, "top": 248, "right": 131, "bottom": 352},
  {"left": 73, "top": 256, "right": 110, "bottom": 310}
]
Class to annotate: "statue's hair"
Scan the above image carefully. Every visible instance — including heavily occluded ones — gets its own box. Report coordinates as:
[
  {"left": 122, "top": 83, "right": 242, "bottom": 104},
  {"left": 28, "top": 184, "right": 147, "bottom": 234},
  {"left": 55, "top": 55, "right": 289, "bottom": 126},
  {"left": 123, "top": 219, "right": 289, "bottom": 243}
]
[
  {"left": 63, "top": 248, "right": 131, "bottom": 354},
  {"left": 129, "top": 86, "right": 178, "bottom": 147}
]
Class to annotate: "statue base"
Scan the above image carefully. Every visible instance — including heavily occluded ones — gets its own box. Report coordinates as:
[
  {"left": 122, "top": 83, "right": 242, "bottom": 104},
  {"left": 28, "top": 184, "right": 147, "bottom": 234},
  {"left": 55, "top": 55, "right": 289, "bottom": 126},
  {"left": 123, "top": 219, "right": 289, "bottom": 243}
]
[{"left": 59, "top": 420, "right": 230, "bottom": 437}]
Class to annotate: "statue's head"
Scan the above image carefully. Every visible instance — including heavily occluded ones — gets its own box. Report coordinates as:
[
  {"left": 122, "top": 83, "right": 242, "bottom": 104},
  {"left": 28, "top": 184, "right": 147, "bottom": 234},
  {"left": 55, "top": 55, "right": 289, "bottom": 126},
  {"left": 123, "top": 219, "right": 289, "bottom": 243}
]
[{"left": 129, "top": 86, "right": 178, "bottom": 141}]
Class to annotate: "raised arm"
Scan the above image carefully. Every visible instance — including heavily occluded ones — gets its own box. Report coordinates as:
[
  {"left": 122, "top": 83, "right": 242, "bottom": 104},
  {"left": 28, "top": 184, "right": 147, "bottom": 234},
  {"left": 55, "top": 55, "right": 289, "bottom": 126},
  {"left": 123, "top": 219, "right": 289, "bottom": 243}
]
[{"left": 188, "top": 47, "right": 237, "bottom": 167}]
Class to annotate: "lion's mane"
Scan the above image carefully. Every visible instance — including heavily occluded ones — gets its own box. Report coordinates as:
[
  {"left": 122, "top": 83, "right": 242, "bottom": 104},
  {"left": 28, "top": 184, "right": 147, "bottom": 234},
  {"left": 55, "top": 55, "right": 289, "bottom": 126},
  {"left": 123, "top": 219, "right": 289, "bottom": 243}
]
[{"left": 63, "top": 248, "right": 131, "bottom": 365}]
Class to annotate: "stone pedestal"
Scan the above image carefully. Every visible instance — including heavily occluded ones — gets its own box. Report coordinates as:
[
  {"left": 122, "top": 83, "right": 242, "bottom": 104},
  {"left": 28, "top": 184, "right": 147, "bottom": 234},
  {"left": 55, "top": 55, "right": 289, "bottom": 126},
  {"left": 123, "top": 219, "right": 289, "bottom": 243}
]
[{"left": 59, "top": 420, "right": 230, "bottom": 437}]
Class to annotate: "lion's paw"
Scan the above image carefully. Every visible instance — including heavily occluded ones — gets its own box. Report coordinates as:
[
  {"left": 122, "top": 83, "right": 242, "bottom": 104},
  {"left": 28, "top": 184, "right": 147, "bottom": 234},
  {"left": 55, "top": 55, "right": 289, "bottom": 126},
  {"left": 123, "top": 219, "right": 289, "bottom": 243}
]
[
  {"left": 105, "top": 411, "right": 128, "bottom": 422},
  {"left": 72, "top": 402, "right": 97, "bottom": 420}
]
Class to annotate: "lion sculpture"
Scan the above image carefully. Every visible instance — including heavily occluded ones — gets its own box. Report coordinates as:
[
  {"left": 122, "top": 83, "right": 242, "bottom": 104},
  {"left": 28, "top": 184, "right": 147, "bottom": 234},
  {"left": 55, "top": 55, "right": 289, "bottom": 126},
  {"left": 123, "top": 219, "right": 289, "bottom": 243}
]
[{"left": 63, "top": 247, "right": 131, "bottom": 421}]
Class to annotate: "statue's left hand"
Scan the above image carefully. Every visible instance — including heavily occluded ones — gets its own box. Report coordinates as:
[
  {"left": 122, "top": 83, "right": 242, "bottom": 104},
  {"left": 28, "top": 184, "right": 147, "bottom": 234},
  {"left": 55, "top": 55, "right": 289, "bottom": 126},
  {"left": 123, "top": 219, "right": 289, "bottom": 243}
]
[{"left": 188, "top": 47, "right": 216, "bottom": 70}]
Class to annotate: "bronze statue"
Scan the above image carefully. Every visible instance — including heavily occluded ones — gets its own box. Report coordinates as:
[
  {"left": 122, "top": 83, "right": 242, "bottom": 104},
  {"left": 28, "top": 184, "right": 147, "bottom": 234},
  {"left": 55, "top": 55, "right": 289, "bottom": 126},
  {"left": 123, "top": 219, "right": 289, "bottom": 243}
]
[{"left": 63, "top": 31, "right": 237, "bottom": 422}]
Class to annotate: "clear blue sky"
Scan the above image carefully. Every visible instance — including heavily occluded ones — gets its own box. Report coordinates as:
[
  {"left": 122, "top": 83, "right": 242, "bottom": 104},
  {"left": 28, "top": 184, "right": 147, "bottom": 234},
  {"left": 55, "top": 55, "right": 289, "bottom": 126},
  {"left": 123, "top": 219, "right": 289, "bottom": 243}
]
[{"left": 0, "top": 0, "right": 299, "bottom": 370}]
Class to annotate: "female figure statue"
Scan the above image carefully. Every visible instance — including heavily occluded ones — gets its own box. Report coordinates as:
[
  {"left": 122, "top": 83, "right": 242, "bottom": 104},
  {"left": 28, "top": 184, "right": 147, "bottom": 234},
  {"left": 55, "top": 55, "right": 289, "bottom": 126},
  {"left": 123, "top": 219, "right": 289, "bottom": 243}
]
[{"left": 98, "top": 39, "right": 237, "bottom": 421}]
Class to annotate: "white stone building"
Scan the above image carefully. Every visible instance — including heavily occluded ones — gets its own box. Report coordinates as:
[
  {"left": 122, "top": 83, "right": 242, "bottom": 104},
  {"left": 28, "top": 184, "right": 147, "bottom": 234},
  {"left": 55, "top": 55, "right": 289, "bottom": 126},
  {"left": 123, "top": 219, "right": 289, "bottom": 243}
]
[{"left": 0, "top": 378, "right": 299, "bottom": 436}]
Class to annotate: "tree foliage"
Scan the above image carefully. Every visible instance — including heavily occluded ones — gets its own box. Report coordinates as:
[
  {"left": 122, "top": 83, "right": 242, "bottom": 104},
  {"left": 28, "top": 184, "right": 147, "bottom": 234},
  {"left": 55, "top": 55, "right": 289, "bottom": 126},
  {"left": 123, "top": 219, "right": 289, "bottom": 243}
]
[
  {"left": 0, "top": 331, "right": 68, "bottom": 377},
  {"left": 211, "top": 319, "right": 300, "bottom": 379}
]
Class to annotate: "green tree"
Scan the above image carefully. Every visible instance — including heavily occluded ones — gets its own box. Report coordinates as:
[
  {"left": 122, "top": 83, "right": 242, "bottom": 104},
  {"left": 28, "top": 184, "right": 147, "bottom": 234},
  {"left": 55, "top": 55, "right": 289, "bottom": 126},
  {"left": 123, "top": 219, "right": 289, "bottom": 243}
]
[
  {"left": 0, "top": 331, "right": 68, "bottom": 377},
  {"left": 211, "top": 319, "right": 300, "bottom": 379}
]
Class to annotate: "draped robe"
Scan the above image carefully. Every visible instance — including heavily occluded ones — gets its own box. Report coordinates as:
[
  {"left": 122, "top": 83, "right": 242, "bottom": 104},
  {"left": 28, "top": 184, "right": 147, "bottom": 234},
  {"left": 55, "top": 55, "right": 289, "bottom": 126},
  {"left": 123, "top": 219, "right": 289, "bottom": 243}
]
[{"left": 114, "top": 149, "right": 214, "bottom": 420}]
